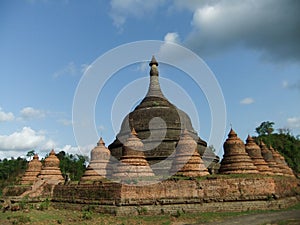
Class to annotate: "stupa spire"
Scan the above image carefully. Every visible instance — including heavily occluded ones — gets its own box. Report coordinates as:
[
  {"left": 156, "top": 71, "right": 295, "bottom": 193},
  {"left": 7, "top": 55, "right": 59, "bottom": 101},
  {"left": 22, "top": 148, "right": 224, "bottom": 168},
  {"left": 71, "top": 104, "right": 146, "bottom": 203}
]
[{"left": 146, "top": 56, "right": 165, "bottom": 98}]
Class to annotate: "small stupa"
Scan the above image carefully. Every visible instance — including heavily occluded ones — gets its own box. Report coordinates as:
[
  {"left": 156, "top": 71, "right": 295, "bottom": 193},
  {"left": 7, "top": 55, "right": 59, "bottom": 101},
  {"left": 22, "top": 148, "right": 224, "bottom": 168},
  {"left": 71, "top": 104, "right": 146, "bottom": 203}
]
[
  {"left": 81, "top": 137, "right": 111, "bottom": 182},
  {"left": 219, "top": 129, "right": 258, "bottom": 174},
  {"left": 20, "top": 154, "right": 42, "bottom": 185},
  {"left": 245, "top": 135, "right": 273, "bottom": 175},
  {"left": 112, "top": 128, "right": 155, "bottom": 181},
  {"left": 38, "top": 149, "right": 64, "bottom": 183},
  {"left": 269, "top": 146, "right": 295, "bottom": 177},
  {"left": 171, "top": 130, "right": 209, "bottom": 177},
  {"left": 259, "top": 141, "right": 283, "bottom": 175},
  {"left": 278, "top": 152, "right": 295, "bottom": 177}
]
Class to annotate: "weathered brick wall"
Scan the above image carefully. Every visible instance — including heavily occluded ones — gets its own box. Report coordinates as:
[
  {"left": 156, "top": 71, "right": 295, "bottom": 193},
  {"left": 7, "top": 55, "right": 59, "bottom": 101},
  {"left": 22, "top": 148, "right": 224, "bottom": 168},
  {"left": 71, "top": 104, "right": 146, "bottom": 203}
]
[
  {"left": 52, "top": 176, "right": 299, "bottom": 206},
  {"left": 118, "top": 176, "right": 298, "bottom": 204},
  {"left": 52, "top": 182, "right": 122, "bottom": 204}
]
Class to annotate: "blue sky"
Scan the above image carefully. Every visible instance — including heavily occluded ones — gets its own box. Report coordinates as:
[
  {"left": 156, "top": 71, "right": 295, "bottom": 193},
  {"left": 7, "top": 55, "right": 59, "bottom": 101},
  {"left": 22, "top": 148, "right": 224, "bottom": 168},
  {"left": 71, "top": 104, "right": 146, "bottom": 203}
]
[{"left": 0, "top": 0, "right": 300, "bottom": 159}]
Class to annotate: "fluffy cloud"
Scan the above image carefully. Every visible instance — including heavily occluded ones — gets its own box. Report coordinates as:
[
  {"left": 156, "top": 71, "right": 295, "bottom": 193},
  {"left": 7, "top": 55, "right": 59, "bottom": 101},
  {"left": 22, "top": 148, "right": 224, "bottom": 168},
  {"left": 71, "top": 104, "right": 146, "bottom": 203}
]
[
  {"left": 0, "top": 107, "right": 14, "bottom": 122},
  {"left": 240, "top": 97, "right": 254, "bottom": 105},
  {"left": 20, "top": 107, "right": 45, "bottom": 119},
  {"left": 109, "top": 0, "right": 300, "bottom": 62},
  {"left": 0, "top": 127, "right": 46, "bottom": 151},
  {"left": 109, "top": 0, "right": 166, "bottom": 28},
  {"left": 287, "top": 117, "right": 300, "bottom": 129},
  {"left": 164, "top": 32, "right": 180, "bottom": 44},
  {"left": 183, "top": 0, "right": 300, "bottom": 62}
]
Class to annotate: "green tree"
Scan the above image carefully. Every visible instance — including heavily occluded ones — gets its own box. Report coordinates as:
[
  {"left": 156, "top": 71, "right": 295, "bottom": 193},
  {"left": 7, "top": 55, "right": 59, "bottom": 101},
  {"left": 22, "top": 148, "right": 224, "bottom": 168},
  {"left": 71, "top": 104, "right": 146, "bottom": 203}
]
[
  {"left": 0, "top": 157, "right": 27, "bottom": 196},
  {"left": 255, "top": 121, "right": 275, "bottom": 135},
  {"left": 26, "top": 150, "right": 35, "bottom": 160},
  {"left": 57, "top": 151, "right": 87, "bottom": 181}
]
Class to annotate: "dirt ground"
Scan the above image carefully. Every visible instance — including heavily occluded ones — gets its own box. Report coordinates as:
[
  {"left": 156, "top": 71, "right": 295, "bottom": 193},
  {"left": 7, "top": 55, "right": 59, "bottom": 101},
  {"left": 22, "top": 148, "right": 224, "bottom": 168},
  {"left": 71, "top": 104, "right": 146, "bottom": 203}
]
[{"left": 193, "top": 209, "right": 300, "bottom": 225}]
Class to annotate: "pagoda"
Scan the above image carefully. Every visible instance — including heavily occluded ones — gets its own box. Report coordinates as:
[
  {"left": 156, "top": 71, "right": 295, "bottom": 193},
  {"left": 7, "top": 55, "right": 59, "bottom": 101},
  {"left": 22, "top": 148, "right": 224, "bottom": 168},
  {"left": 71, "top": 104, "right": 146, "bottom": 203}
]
[
  {"left": 80, "top": 137, "right": 111, "bottom": 182},
  {"left": 170, "top": 130, "right": 209, "bottom": 177},
  {"left": 260, "top": 141, "right": 283, "bottom": 175},
  {"left": 109, "top": 56, "right": 218, "bottom": 174},
  {"left": 20, "top": 154, "right": 42, "bottom": 185},
  {"left": 38, "top": 149, "right": 64, "bottom": 184},
  {"left": 219, "top": 129, "right": 258, "bottom": 174},
  {"left": 269, "top": 146, "right": 295, "bottom": 177},
  {"left": 112, "top": 128, "right": 155, "bottom": 182},
  {"left": 245, "top": 135, "right": 273, "bottom": 175}
]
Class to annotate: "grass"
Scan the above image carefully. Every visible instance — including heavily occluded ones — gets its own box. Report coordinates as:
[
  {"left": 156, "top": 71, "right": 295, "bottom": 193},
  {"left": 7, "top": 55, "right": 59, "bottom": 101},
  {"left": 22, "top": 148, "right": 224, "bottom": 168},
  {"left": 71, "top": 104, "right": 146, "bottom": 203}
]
[{"left": 1, "top": 202, "right": 300, "bottom": 225}]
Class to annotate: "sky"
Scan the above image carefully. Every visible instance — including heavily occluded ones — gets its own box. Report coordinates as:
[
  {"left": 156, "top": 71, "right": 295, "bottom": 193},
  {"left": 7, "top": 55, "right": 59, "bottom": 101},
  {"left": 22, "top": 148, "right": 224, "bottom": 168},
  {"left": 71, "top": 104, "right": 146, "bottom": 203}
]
[{"left": 0, "top": 0, "right": 300, "bottom": 160}]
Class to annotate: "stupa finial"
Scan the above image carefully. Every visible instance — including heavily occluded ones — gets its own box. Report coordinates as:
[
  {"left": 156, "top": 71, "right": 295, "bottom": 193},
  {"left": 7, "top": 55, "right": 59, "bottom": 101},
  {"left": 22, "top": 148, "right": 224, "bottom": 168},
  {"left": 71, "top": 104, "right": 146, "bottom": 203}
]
[
  {"left": 131, "top": 127, "right": 138, "bottom": 137},
  {"left": 149, "top": 56, "right": 159, "bottom": 76},
  {"left": 97, "top": 137, "right": 105, "bottom": 146},
  {"left": 149, "top": 55, "right": 158, "bottom": 67}
]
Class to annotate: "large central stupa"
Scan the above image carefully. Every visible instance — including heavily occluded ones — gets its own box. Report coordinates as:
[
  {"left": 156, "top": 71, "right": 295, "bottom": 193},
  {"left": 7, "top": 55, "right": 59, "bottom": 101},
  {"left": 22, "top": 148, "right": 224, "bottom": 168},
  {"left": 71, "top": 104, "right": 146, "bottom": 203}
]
[{"left": 108, "top": 56, "right": 218, "bottom": 174}]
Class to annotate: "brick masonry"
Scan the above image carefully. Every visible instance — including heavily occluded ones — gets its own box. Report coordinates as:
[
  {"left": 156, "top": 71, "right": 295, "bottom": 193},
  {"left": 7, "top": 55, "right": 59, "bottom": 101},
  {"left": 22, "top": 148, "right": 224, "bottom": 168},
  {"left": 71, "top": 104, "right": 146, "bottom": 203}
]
[{"left": 51, "top": 175, "right": 300, "bottom": 215}]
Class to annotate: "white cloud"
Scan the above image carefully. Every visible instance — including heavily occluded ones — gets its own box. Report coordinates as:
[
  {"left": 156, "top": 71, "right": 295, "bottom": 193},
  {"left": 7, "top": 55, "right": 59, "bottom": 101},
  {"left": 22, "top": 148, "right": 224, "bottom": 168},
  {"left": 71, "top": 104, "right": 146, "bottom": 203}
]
[
  {"left": 0, "top": 126, "right": 93, "bottom": 159},
  {"left": 287, "top": 117, "right": 300, "bottom": 128},
  {"left": 53, "top": 62, "right": 90, "bottom": 78},
  {"left": 240, "top": 97, "right": 254, "bottom": 105},
  {"left": 158, "top": 32, "right": 185, "bottom": 61},
  {"left": 55, "top": 144, "right": 93, "bottom": 157},
  {"left": 53, "top": 61, "right": 77, "bottom": 78},
  {"left": 20, "top": 107, "right": 45, "bottom": 119},
  {"left": 58, "top": 119, "right": 73, "bottom": 126},
  {"left": 164, "top": 32, "right": 180, "bottom": 44},
  {"left": 0, "top": 127, "right": 46, "bottom": 151},
  {"left": 184, "top": 0, "right": 300, "bottom": 62},
  {"left": 109, "top": 0, "right": 300, "bottom": 61},
  {"left": 109, "top": 0, "right": 166, "bottom": 28},
  {"left": 0, "top": 107, "right": 14, "bottom": 122}
]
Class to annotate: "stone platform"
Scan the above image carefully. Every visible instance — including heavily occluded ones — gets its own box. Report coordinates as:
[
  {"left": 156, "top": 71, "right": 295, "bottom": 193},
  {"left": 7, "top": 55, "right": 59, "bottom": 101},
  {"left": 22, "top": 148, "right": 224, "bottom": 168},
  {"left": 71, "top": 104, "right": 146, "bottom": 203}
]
[{"left": 51, "top": 175, "right": 299, "bottom": 215}]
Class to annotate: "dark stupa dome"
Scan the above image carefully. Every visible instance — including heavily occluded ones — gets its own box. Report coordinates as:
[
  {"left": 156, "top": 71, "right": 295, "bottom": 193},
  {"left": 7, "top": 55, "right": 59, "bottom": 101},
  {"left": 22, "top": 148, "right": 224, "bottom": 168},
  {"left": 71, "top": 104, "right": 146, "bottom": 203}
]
[{"left": 108, "top": 56, "right": 210, "bottom": 174}]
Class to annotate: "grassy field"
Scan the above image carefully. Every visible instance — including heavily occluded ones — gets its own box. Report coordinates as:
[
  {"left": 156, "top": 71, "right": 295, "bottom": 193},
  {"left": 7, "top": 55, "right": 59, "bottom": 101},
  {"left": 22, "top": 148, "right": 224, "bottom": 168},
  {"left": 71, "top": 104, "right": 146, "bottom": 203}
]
[{"left": 1, "top": 202, "right": 300, "bottom": 225}]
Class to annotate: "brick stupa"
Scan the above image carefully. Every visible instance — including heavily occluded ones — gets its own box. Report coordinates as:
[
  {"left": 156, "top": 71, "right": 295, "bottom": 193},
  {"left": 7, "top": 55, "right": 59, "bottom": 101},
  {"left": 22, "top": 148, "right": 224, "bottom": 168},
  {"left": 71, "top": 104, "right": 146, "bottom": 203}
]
[
  {"left": 260, "top": 141, "right": 283, "bottom": 175},
  {"left": 20, "top": 154, "right": 42, "bottom": 185},
  {"left": 38, "top": 149, "right": 64, "bottom": 183},
  {"left": 245, "top": 135, "right": 273, "bottom": 175},
  {"left": 269, "top": 146, "right": 294, "bottom": 177},
  {"left": 171, "top": 130, "right": 209, "bottom": 177},
  {"left": 109, "top": 56, "right": 219, "bottom": 174},
  {"left": 219, "top": 129, "right": 258, "bottom": 174},
  {"left": 278, "top": 152, "right": 295, "bottom": 177},
  {"left": 81, "top": 137, "right": 111, "bottom": 182},
  {"left": 113, "top": 128, "right": 155, "bottom": 181}
]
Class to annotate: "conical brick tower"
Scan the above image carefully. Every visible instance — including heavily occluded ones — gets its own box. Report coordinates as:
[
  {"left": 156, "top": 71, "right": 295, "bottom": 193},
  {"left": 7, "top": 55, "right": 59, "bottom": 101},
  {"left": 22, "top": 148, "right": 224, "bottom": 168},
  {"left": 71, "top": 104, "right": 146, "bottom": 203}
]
[
  {"left": 269, "top": 146, "right": 295, "bottom": 177},
  {"left": 278, "top": 152, "right": 295, "bottom": 177},
  {"left": 259, "top": 141, "right": 283, "bottom": 175},
  {"left": 113, "top": 128, "right": 155, "bottom": 181},
  {"left": 219, "top": 129, "right": 258, "bottom": 174},
  {"left": 171, "top": 130, "right": 209, "bottom": 177},
  {"left": 39, "top": 149, "right": 64, "bottom": 184},
  {"left": 81, "top": 137, "right": 111, "bottom": 182},
  {"left": 20, "top": 154, "right": 42, "bottom": 185},
  {"left": 245, "top": 135, "right": 273, "bottom": 175}
]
